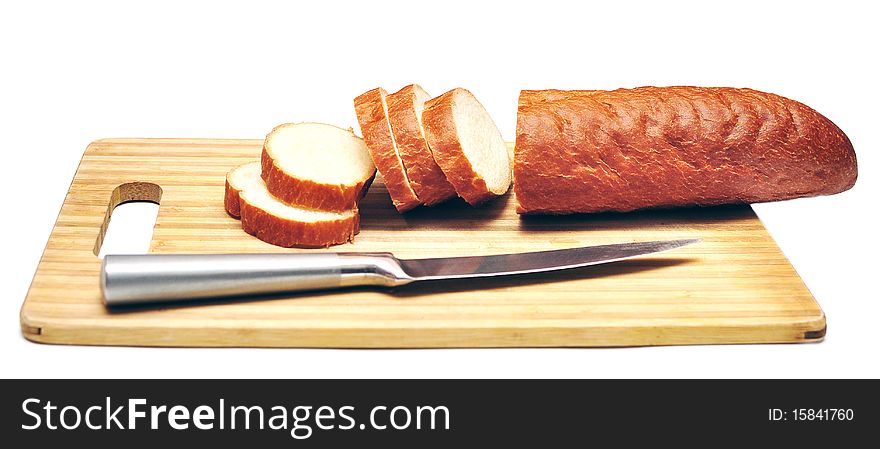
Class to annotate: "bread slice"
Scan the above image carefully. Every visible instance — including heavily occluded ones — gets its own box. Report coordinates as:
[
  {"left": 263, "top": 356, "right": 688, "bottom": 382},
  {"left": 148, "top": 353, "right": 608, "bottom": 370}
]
[
  {"left": 386, "top": 84, "right": 457, "bottom": 206},
  {"left": 226, "top": 162, "right": 359, "bottom": 248},
  {"left": 261, "top": 122, "right": 376, "bottom": 212},
  {"left": 354, "top": 88, "right": 421, "bottom": 212},
  {"left": 421, "top": 88, "right": 511, "bottom": 204}
]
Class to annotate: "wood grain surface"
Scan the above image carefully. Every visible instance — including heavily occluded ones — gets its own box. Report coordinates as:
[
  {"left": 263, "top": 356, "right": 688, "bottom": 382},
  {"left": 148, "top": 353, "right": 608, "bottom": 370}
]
[{"left": 19, "top": 138, "right": 825, "bottom": 347}]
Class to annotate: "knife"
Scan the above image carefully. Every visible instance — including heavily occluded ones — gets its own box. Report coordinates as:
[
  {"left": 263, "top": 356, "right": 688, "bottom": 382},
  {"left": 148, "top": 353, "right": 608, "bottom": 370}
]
[{"left": 101, "top": 238, "right": 699, "bottom": 307}]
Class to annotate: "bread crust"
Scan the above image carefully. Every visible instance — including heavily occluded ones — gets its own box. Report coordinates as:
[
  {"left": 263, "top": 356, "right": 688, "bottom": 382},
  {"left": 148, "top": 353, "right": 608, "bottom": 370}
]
[
  {"left": 261, "top": 124, "right": 374, "bottom": 212},
  {"left": 421, "top": 88, "right": 500, "bottom": 205},
  {"left": 514, "top": 87, "right": 857, "bottom": 214},
  {"left": 238, "top": 196, "right": 359, "bottom": 248},
  {"left": 224, "top": 178, "right": 243, "bottom": 218},
  {"left": 354, "top": 88, "right": 421, "bottom": 212},
  {"left": 386, "top": 84, "right": 457, "bottom": 205}
]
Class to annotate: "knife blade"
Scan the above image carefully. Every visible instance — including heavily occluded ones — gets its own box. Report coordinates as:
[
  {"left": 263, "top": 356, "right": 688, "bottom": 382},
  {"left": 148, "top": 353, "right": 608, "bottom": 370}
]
[
  {"left": 398, "top": 239, "right": 698, "bottom": 280},
  {"left": 102, "top": 239, "right": 699, "bottom": 307}
]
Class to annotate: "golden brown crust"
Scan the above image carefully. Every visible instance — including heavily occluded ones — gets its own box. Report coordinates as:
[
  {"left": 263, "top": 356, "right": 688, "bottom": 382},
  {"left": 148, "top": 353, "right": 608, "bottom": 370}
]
[
  {"left": 386, "top": 84, "right": 457, "bottom": 205},
  {"left": 514, "top": 87, "right": 858, "bottom": 214},
  {"left": 238, "top": 197, "right": 359, "bottom": 248},
  {"left": 261, "top": 147, "right": 371, "bottom": 212},
  {"left": 354, "top": 88, "right": 421, "bottom": 212},
  {"left": 224, "top": 179, "right": 242, "bottom": 218},
  {"left": 421, "top": 88, "right": 497, "bottom": 205}
]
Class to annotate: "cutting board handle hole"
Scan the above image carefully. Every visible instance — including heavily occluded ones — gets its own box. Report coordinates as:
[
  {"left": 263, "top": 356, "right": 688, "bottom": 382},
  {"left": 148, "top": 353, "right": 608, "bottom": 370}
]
[{"left": 94, "top": 182, "right": 162, "bottom": 258}]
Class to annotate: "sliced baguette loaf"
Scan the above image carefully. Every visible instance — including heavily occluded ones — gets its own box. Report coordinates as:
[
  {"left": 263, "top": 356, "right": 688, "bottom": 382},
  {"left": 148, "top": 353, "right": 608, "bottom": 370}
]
[
  {"left": 261, "top": 122, "right": 376, "bottom": 212},
  {"left": 226, "top": 162, "right": 359, "bottom": 248},
  {"left": 514, "top": 87, "right": 858, "bottom": 214},
  {"left": 386, "top": 84, "right": 457, "bottom": 205},
  {"left": 421, "top": 88, "right": 511, "bottom": 205},
  {"left": 354, "top": 88, "right": 421, "bottom": 212}
]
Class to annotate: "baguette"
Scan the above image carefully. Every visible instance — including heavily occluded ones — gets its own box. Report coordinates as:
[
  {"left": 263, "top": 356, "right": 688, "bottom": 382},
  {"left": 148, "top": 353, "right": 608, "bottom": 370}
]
[
  {"left": 421, "top": 88, "right": 511, "bottom": 205},
  {"left": 514, "top": 87, "right": 857, "bottom": 214},
  {"left": 386, "top": 84, "right": 457, "bottom": 205},
  {"left": 261, "top": 122, "right": 376, "bottom": 212},
  {"left": 226, "top": 162, "right": 359, "bottom": 248},
  {"left": 354, "top": 87, "right": 421, "bottom": 212}
]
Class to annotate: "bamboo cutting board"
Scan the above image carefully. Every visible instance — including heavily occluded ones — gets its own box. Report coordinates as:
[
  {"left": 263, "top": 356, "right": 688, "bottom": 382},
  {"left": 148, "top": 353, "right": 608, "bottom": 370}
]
[{"left": 20, "top": 138, "right": 825, "bottom": 347}]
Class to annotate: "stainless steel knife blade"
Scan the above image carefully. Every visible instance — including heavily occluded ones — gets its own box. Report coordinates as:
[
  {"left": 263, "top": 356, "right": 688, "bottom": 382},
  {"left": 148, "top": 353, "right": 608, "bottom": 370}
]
[
  {"left": 398, "top": 239, "right": 700, "bottom": 280},
  {"left": 102, "top": 239, "right": 700, "bottom": 306}
]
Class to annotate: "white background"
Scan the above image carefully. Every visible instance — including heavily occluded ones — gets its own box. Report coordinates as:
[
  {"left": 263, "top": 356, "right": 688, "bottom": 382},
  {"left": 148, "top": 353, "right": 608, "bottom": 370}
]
[{"left": 1, "top": 0, "right": 877, "bottom": 378}]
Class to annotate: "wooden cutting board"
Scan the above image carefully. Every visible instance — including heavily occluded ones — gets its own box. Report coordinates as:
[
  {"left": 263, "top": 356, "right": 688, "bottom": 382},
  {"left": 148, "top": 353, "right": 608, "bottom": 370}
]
[{"left": 19, "top": 138, "right": 825, "bottom": 347}]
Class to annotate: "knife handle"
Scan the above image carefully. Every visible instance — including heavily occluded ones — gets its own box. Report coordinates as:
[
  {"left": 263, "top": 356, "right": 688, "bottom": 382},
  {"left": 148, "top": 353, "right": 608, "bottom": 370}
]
[{"left": 101, "top": 253, "right": 414, "bottom": 307}]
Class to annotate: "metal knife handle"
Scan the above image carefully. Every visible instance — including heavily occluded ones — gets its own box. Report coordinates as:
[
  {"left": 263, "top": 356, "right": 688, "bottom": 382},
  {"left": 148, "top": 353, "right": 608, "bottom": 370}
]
[{"left": 101, "top": 253, "right": 414, "bottom": 307}]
